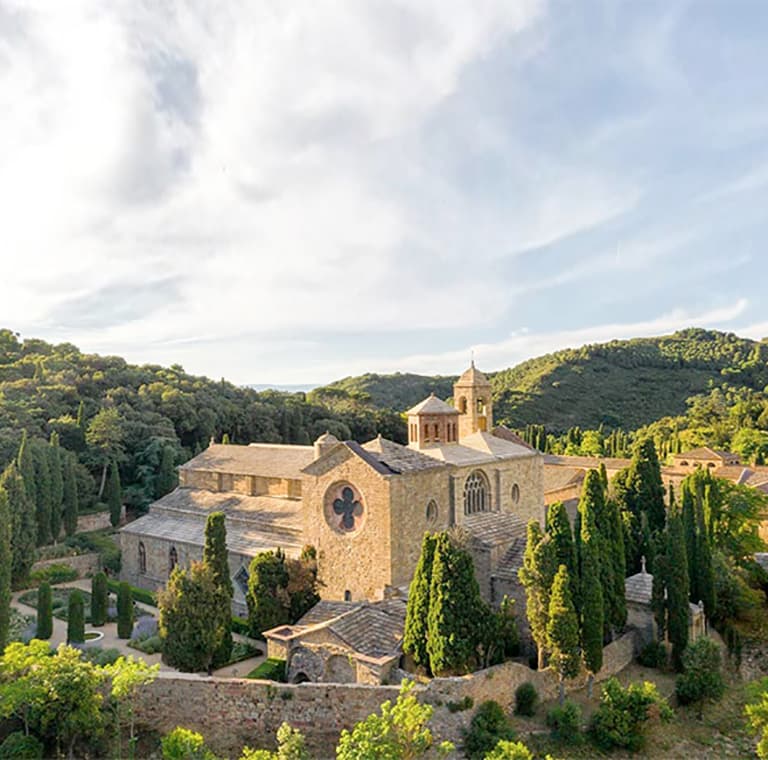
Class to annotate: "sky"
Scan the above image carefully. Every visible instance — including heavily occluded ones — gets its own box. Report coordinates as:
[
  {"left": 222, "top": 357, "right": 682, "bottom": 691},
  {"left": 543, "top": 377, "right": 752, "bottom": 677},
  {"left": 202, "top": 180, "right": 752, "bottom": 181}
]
[{"left": 2, "top": 1, "right": 768, "bottom": 386}]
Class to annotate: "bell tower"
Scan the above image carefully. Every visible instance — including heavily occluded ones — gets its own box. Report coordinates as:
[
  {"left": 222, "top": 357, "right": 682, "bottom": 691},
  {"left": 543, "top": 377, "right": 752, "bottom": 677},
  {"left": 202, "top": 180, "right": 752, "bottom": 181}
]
[{"left": 453, "top": 361, "right": 493, "bottom": 439}]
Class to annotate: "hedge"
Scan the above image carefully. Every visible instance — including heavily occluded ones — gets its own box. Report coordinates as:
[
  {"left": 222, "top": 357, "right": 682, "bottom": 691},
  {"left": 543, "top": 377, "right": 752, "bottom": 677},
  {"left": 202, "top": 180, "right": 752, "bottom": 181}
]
[
  {"left": 107, "top": 580, "right": 157, "bottom": 607},
  {"left": 29, "top": 563, "right": 79, "bottom": 587}
]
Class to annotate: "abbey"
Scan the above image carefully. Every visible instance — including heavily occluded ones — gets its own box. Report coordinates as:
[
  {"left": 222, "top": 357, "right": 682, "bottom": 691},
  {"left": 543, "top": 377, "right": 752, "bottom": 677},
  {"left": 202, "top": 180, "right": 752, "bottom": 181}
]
[{"left": 121, "top": 364, "right": 544, "bottom": 616}]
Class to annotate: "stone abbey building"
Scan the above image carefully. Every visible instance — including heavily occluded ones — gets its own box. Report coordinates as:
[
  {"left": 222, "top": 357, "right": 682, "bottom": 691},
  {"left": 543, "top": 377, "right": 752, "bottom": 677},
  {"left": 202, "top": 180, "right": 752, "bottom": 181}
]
[{"left": 121, "top": 364, "right": 545, "bottom": 623}]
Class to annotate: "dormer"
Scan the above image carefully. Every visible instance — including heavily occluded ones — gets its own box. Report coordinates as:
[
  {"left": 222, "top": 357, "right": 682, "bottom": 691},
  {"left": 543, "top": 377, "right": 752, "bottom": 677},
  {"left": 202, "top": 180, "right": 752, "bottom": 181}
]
[{"left": 405, "top": 393, "right": 459, "bottom": 449}]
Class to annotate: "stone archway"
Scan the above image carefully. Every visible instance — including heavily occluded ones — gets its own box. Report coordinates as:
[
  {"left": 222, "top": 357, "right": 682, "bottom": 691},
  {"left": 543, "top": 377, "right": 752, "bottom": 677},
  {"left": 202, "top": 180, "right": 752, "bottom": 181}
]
[
  {"left": 288, "top": 646, "right": 324, "bottom": 683},
  {"left": 325, "top": 654, "right": 355, "bottom": 683}
]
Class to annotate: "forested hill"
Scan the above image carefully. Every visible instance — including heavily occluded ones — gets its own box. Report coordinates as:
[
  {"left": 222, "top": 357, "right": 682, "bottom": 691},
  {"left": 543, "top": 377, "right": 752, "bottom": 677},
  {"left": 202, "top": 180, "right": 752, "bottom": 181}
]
[
  {"left": 0, "top": 329, "right": 405, "bottom": 513},
  {"left": 315, "top": 330, "right": 768, "bottom": 433}
]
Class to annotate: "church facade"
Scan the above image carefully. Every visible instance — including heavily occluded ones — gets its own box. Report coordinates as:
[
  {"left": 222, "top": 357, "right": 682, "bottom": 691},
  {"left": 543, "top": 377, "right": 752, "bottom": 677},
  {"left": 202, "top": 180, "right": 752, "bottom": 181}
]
[{"left": 120, "top": 364, "right": 545, "bottom": 616}]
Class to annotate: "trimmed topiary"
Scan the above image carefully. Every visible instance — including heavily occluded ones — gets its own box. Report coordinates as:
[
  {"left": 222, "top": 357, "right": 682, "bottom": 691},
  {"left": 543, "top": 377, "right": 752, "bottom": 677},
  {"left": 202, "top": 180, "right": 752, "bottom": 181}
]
[
  {"left": 117, "top": 581, "right": 134, "bottom": 639},
  {"left": 514, "top": 682, "right": 538, "bottom": 717},
  {"left": 67, "top": 589, "right": 85, "bottom": 643},
  {"left": 90, "top": 571, "right": 108, "bottom": 627},
  {"left": 36, "top": 581, "right": 53, "bottom": 639}
]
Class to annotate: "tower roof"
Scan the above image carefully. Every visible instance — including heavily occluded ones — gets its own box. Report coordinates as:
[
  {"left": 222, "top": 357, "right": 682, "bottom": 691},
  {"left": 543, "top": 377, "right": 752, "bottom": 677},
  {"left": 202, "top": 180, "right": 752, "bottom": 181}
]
[
  {"left": 405, "top": 394, "right": 458, "bottom": 416},
  {"left": 314, "top": 431, "right": 339, "bottom": 445},
  {"left": 456, "top": 361, "right": 491, "bottom": 387}
]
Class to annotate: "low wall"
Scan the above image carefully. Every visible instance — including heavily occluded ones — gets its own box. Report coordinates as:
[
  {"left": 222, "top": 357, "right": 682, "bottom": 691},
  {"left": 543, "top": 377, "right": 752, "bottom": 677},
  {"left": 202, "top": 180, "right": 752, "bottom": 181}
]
[
  {"left": 31, "top": 552, "right": 102, "bottom": 577},
  {"left": 133, "top": 630, "right": 639, "bottom": 758},
  {"left": 76, "top": 506, "right": 125, "bottom": 533}
]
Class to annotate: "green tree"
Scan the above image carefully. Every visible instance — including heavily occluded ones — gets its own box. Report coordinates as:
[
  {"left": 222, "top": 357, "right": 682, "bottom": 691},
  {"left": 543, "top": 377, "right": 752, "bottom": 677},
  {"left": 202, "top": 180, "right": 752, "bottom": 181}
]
[
  {"left": 105, "top": 459, "right": 122, "bottom": 528},
  {"left": 695, "top": 486, "right": 716, "bottom": 619},
  {"left": 403, "top": 533, "right": 437, "bottom": 672},
  {"left": 463, "top": 700, "right": 516, "bottom": 760},
  {"left": 31, "top": 442, "right": 52, "bottom": 546},
  {"left": 666, "top": 507, "right": 690, "bottom": 671},
  {"left": 519, "top": 521, "right": 557, "bottom": 670},
  {"left": 48, "top": 433, "right": 63, "bottom": 542},
  {"left": 547, "top": 502, "right": 576, "bottom": 588},
  {"left": 17, "top": 431, "right": 37, "bottom": 508},
  {"left": 1, "top": 462, "right": 36, "bottom": 587},
  {"left": 36, "top": 581, "right": 53, "bottom": 640},
  {"left": 628, "top": 438, "right": 666, "bottom": 534},
  {"left": 62, "top": 451, "right": 79, "bottom": 537},
  {"left": 675, "top": 637, "right": 725, "bottom": 717},
  {"left": 67, "top": 590, "right": 85, "bottom": 643},
  {"left": 246, "top": 550, "right": 290, "bottom": 637},
  {"left": 336, "top": 680, "right": 453, "bottom": 760},
  {"left": 547, "top": 564, "right": 580, "bottom": 705},
  {"left": 580, "top": 540, "right": 603, "bottom": 697},
  {"left": 606, "top": 497, "right": 627, "bottom": 631},
  {"left": 91, "top": 571, "right": 108, "bottom": 627},
  {"left": 746, "top": 679, "right": 768, "bottom": 759},
  {"left": 203, "top": 511, "right": 233, "bottom": 668},
  {"left": 155, "top": 446, "right": 178, "bottom": 498},
  {"left": 161, "top": 727, "right": 216, "bottom": 760},
  {"left": 286, "top": 546, "right": 320, "bottom": 621},
  {"left": 484, "top": 741, "right": 534, "bottom": 760},
  {"left": 426, "top": 533, "right": 487, "bottom": 675},
  {"left": 117, "top": 582, "right": 134, "bottom": 639},
  {"left": 159, "top": 561, "right": 229, "bottom": 673},
  {"left": 240, "top": 722, "right": 309, "bottom": 760},
  {"left": 681, "top": 481, "right": 698, "bottom": 602},
  {"left": 86, "top": 407, "right": 125, "bottom": 499},
  {"left": 0, "top": 489, "right": 10, "bottom": 650}
]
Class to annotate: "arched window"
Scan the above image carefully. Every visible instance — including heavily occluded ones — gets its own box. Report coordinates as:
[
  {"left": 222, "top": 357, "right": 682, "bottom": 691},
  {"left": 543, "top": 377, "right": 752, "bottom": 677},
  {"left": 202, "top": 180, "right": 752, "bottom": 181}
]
[
  {"left": 463, "top": 470, "right": 490, "bottom": 515},
  {"left": 458, "top": 397, "right": 467, "bottom": 414},
  {"left": 426, "top": 499, "right": 438, "bottom": 523},
  {"left": 169, "top": 546, "right": 178, "bottom": 573},
  {"left": 138, "top": 542, "right": 146, "bottom": 574},
  {"left": 511, "top": 483, "right": 520, "bottom": 504},
  {"left": 344, "top": 590, "right": 352, "bottom": 602}
]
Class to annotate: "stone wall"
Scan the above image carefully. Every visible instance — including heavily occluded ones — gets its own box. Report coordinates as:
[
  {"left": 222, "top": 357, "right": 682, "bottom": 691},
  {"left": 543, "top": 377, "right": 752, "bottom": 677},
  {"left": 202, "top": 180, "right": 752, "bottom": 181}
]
[
  {"left": 76, "top": 507, "right": 125, "bottom": 533},
  {"left": 133, "top": 631, "right": 638, "bottom": 758},
  {"left": 31, "top": 552, "right": 102, "bottom": 577}
]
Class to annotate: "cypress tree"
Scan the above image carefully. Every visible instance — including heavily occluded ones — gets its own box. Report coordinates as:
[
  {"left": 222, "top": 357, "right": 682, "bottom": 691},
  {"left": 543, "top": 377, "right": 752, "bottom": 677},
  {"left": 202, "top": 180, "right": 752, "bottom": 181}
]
[
  {"left": 48, "top": 433, "right": 63, "bottom": 543},
  {"left": 17, "top": 431, "right": 37, "bottom": 507},
  {"left": 76, "top": 399, "right": 85, "bottom": 430},
  {"left": 36, "top": 580, "right": 53, "bottom": 639},
  {"left": 0, "top": 489, "right": 11, "bottom": 650},
  {"left": 628, "top": 438, "right": 666, "bottom": 534},
  {"left": 67, "top": 590, "right": 85, "bottom": 644},
  {"left": 91, "top": 571, "right": 108, "bottom": 627},
  {"left": 695, "top": 487, "right": 716, "bottom": 619},
  {"left": 62, "top": 452, "right": 79, "bottom": 537},
  {"left": 117, "top": 581, "right": 134, "bottom": 639},
  {"left": 606, "top": 497, "right": 627, "bottom": 630},
  {"left": 155, "top": 445, "right": 177, "bottom": 498},
  {"left": 403, "top": 533, "right": 437, "bottom": 672},
  {"left": 203, "top": 511, "right": 233, "bottom": 667},
  {"left": 580, "top": 526, "right": 604, "bottom": 696},
  {"left": 547, "top": 502, "right": 576, "bottom": 583},
  {"left": 598, "top": 462, "right": 609, "bottom": 493},
  {"left": 105, "top": 459, "right": 122, "bottom": 527},
  {"left": 666, "top": 507, "right": 690, "bottom": 671},
  {"left": 518, "top": 521, "right": 557, "bottom": 670},
  {"left": 1, "top": 462, "right": 36, "bottom": 587},
  {"left": 30, "top": 443, "right": 52, "bottom": 546},
  {"left": 221, "top": 433, "right": 231, "bottom": 445},
  {"left": 426, "top": 533, "right": 487, "bottom": 675},
  {"left": 547, "top": 565, "right": 580, "bottom": 705},
  {"left": 681, "top": 481, "right": 697, "bottom": 603}
]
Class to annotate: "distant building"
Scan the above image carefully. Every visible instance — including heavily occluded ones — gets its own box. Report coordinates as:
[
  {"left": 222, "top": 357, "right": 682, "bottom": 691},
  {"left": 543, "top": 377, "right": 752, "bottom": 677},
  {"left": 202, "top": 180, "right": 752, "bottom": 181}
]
[{"left": 671, "top": 447, "right": 741, "bottom": 471}]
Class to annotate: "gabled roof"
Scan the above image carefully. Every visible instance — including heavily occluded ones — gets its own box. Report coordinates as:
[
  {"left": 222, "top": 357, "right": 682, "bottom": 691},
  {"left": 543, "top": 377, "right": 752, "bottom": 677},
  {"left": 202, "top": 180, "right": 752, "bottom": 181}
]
[
  {"left": 492, "top": 426, "right": 535, "bottom": 451},
  {"left": 455, "top": 362, "right": 491, "bottom": 387},
  {"left": 302, "top": 439, "right": 397, "bottom": 477},
  {"left": 179, "top": 443, "right": 314, "bottom": 480},
  {"left": 417, "top": 432, "right": 536, "bottom": 466},
  {"left": 625, "top": 570, "right": 700, "bottom": 614},
  {"left": 675, "top": 447, "right": 737, "bottom": 462},
  {"left": 362, "top": 436, "right": 446, "bottom": 474},
  {"left": 406, "top": 394, "right": 458, "bottom": 416}
]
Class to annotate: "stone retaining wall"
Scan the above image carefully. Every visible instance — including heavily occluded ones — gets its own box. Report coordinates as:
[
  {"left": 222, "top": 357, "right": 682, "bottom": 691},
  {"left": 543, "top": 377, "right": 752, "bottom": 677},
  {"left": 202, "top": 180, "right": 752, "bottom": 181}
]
[
  {"left": 31, "top": 552, "right": 102, "bottom": 577},
  {"left": 133, "top": 630, "right": 638, "bottom": 758},
  {"left": 76, "top": 507, "right": 125, "bottom": 533}
]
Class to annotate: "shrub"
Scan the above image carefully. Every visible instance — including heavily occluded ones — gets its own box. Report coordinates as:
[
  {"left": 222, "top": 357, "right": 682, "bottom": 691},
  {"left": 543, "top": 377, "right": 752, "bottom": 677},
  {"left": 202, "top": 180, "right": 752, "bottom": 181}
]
[
  {"left": 590, "top": 677, "right": 672, "bottom": 752},
  {"left": 29, "top": 563, "right": 78, "bottom": 587},
  {"left": 0, "top": 732, "right": 44, "bottom": 759},
  {"left": 514, "top": 682, "right": 538, "bottom": 716},
  {"left": 546, "top": 700, "right": 582, "bottom": 744},
  {"left": 161, "top": 727, "right": 216, "bottom": 760},
  {"left": 130, "top": 634, "right": 163, "bottom": 655},
  {"left": 246, "top": 658, "right": 286, "bottom": 682},
  {"left": 90, "top": 572, "right": 108, "bottom": 627},
  {"left": 464, "top": 700, "right": 516, "bottom": 760},
  {"left": 638, "top": 641, "right": 668, "bottom": 669},
  {"left": 107, "top": 579, "right": 156, "bottom": 607},
  {"left": 35, "top": 581, "right": 53, "bottom": 639},
  {"left": 447, "top": 695, "right": 473, "bottom": 713},
  {"left": 232, "top": 616, "right": 251, "bottom": 637},
  {"left": 67, "top": 590, "right": 85, "bottom": 643},
  {"left": 81, "top": 647, "right": 122, "bottom": 666},
  {"left": 675, "top": 637, "right": 725, "bottom": 712},
  {"left": 117, "top": 581, "right": 134, "bottom": 639},
  {"left": 484, "top": 741, "right": 533, "bottom": 760}
]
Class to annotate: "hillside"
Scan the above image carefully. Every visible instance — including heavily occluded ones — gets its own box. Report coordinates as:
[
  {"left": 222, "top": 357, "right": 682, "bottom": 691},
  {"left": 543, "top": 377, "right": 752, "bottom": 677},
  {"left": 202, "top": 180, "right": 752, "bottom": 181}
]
[{"left": 317, "top": 330, "right": 768, "bottom": 433}]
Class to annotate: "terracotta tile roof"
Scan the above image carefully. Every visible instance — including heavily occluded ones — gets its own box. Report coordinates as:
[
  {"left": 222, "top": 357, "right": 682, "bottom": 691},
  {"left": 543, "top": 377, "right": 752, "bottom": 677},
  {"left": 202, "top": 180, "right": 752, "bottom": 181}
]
[
  {"left": 713, "top": 465, "right": 754, "bottom": 485},
  {"left": 361, "top": 437, "right": 446, "bottom": 474},
  {"left": 406, "top": 395, "right": 458, "bottom": 416},
  {"left": 179, "top": 443, "right": 314, "bottom": 480}
]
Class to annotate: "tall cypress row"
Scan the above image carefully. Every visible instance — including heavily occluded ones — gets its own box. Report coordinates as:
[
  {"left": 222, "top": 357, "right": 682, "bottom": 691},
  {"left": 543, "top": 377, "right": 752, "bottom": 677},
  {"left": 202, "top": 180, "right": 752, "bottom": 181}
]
[
  {"left": 17, "top": 431, "right": 37, "bottom": 508},
  {"left": 32, "top": 443, "right": 52, "bottom": 546},
  {"left": 117, "top": 581, "right": 134, "bottom": 639},
  {"left": 0, "top": 489, "right": 11, "bottom": 650},
  {"left": 105, "top": 459, "right": 122, "bottom": 527},
  {"left": 666, "top": 506, "right": 690, "bottom": 671},
  {"left": 695, "top": 486, "right": 716, "bottom": 619},
  {"left": 681, "top": 480, "right": 698, "bottom": 603},
  {"left": 579, "top": 500, "right": 604, "bottom": 696},
  {"left": 203, "top": 511, "right": 233, "bottom": 667},
  {"left": 91, "top": 571, "right": 109, "bottom": 627},
  {"left": 403, "top": 532, "right": 437, "bottom": 672},
  {"left": 62, "top": 452, "right": 79, "bottom": 537},
  {"left": 48, "top": 433, "right": 63, "bottom": 543},
  {"left": 547, "top": 502, "right": 576, "bottom": 582},
  {"left": 1, "top": 463, "right": 36, "bottom": 587}
]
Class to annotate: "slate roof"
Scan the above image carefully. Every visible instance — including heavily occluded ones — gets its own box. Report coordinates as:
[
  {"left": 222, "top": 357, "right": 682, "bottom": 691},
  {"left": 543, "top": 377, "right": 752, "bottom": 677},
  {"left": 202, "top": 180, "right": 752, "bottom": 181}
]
[
  {"left": 297, "top": 600, "right": 358, "bottom": 626},
  {"left": 179, "top": 443, "right": 314, "bottom": 480},
  {"left": 406, "top": 394, "right": 458, "bottom": 416},
  {"left": 464, "top": 511, "right": 527, "bottom": 547},
  {"left": 492, "top": 538, "right": 527, "bottom": 581},
  {"left": 362, "top": 437, "right": 446, "bottom": 474},
  {"left": 625, "top": 570, "right": 700, "bottom": 614}
]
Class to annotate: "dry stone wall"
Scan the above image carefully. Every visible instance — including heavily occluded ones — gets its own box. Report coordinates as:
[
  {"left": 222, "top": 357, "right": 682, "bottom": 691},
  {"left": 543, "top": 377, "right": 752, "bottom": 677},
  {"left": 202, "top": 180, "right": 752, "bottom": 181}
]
[
  {"left": 31, "top": 552, "right": 102, "bottom": 577},
  {"left": 76, "top": 507, "right": 125, "bottom": 533}
]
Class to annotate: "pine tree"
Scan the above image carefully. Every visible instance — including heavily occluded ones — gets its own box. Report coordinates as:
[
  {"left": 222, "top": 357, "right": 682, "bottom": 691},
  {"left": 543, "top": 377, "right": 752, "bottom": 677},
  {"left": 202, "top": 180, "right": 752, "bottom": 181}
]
[
  {"left": 48, "top": 433, "right": 63, "bottom": 543},
  {"left": 666, "top": 507, "right": 690, "bottom": 671},
  {"left": 0, "top": 489, "right": 11, "bottom": 650},
  {"left": 155, "top": 446, "right": 177, "bottom": 498},
  {"left": 105, "top": 459, "right": 122, "bottom": 527},
  {"left": 62, "top": 452, "right": 79, "bottom": 537},
  {"left": 90, "top": 571, "right": 108, "bottom": 627},
  {"left": 32, "top": 442, "right": 52, "bottom": 546},
  {"left": 1, "top": 462, "right": 36, "bottom": 587},
  {"left": 117, "top": 581, "right": 134, "bottom": 639},
  {"left": 547, "top": 565, "right": 580, "bottom": 705},
  {"left": 35, "top": 580, "right": 53, "bottom": 639},
  {"left": 67, "top": 590, "right": 85, "bottom": 644},
  {"left": 426, "top": 533, "right": 487, "bottom": 675},
  {"left": 518, "top": 521, "right": 557, "bottom": 670},
  {"left": 403, "top": 533, "right": 437, "bottom": 672},
  {"left": 203, "top": 511, "right": 233, "bottom": 667}
]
